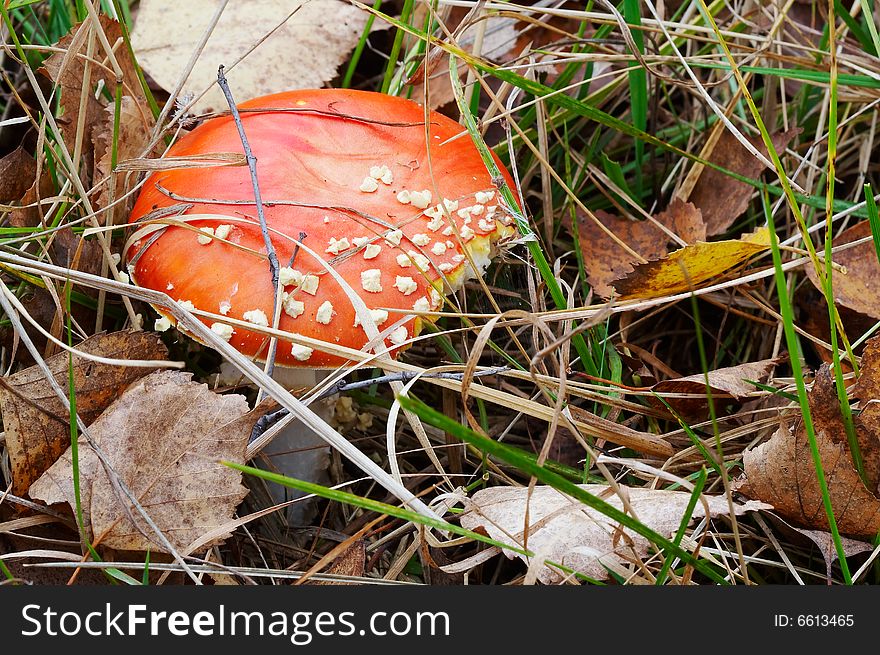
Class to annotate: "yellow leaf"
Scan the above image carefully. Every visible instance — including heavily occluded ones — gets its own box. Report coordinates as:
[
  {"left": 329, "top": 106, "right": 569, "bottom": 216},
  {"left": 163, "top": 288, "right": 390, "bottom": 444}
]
[{"left": 612, "top": 227, "right": 771, "bottom": 300}]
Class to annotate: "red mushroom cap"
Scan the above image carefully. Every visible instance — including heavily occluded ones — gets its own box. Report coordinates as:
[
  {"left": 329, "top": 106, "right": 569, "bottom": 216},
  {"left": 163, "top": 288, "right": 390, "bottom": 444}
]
[{"left": 126, "top": 89, "right": 518, "bottom": 368}]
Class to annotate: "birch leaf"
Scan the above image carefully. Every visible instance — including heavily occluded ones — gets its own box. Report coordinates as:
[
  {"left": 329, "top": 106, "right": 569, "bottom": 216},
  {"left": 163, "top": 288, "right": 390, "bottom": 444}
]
[
  {"left": 29, "top": 370, "right": 256, "bottom": 553},
  {"left": 460, "top": 483, "right": 769, "bottom": 583},
  {"left": 131, "top": 0, "right": 374, "bottom": 114},
  {"left": 0, "top": 330, "right": 168, "bottom": 496}
]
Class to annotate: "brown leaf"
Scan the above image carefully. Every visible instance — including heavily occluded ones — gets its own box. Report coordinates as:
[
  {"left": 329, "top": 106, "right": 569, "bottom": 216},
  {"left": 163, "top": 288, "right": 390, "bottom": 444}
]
[
  {"left": 29, "top": 370, "right": 254, "bottom": 553},
  {"left": 50, "top": 228, "right": 104, "bottom": 278},
  {"left": 0, "top": 230, "right": 104, "bottom": 363},
  {"left": 0, "top": 331, "right": 168, "bottom": 496},
  {"left": 791, "top": 527, "right": 873, "bottom": 579},
  {"left": 611, "top": 227, "right": 772, "bottom": 300},
  {"left": 7, "top": 167, "right": 56, "bottom": 228},
  {"left": 651, "top": 358, "right": 780, "bottom": 418},
  {"left": 854, "top": 338, "right": 880, "bottom": 487},
  {"left": 0, "top": 147, "right": 37, "bottom": 204},
  {"left": 804, "top": 220, "right": 880, "bottom": 320},
  {"left": 306, "top": 540, "right": 366, "bottom": 585},
  {"left": 91, "top": 95, "right": 155, "bottom": 214},
  {"left": 796, "top": 285, "right": 875, "bottom": 370},
  {"left": 40, "top": 17, "right": 151, "bottom": 169},
  {"left": 459, "top": 484, "right": 769, "bottom": 583},
  {"left": 577, "top": 199, "right": 706, "bottom": 298},
  {"left": 688, "top": 127, "right": 800, "bottom": 236},
  {"left": 735, "top": 357, "right": 880, "bottom": 538}
]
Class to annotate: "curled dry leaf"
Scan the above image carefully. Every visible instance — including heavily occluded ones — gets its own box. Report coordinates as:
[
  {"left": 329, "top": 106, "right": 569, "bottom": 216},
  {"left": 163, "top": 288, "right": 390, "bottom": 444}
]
[
  {"left": 576, "top": 199, "right": 705, "bottom": 298},
  {"left": 735, "top": 339, "right": 880, "bottom": 538},
  {"left": 0, "top": 330, "right": 168, "bottom": 496},
  {"left": 29, "top": 369, "right": 255, "bottom": 553},
  {"left": 611, "top": 227, "right": 772, "bottom": 300},
  {"left": 567, "top": 404, "right": 674, "bottom": 458},
  {"left": 687, "top": 127, "right": 800, "bottom": 237},
  {"left": 804, "top": 220, "right": 880, "bottom": 321},
  {"left": 459, "top": 484, "right": 769, "bottom": 584},
  {"left": 651, "top": 358, "right": 780, "bottom": 418},
  {"left": 131, "top": 0, "right": 374, "bottom": 115}
]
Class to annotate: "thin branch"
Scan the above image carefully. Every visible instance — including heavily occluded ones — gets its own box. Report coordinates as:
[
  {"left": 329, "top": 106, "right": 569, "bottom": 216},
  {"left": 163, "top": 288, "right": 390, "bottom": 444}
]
[{"left": 216, "top": 65, "right": 281, "bottom": 379}]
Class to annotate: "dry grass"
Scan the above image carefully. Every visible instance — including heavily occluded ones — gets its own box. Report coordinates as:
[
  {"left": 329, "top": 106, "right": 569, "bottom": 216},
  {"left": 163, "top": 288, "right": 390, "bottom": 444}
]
[{"left": 1, "top": 0, "right": 879, "bottom": 585}]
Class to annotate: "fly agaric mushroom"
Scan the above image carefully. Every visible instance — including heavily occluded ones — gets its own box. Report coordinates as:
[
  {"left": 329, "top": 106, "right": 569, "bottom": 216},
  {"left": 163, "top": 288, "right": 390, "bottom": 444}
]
[{"left": 124, "top": 89, "right": 518, "bottom": 512}]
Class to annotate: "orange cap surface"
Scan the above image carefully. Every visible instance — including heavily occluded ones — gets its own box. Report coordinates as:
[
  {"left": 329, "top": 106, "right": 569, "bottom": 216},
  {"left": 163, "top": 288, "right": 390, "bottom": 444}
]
[{"left": 126, "top": 89, "right": 518, "bottom": 368}]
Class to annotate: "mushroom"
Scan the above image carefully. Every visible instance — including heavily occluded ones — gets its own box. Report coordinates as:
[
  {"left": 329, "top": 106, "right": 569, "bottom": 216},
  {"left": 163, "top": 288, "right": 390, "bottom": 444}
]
[{"left": 124, "top": 89, "right": 519, "bottom": 515}]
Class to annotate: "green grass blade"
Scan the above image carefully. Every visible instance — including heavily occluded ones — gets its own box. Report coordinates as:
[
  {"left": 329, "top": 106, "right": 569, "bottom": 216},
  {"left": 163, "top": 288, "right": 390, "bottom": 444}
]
[
  {"left": 225, "top": 462, "right": 600, "bottom": 584},
  {"left": 859, "top": 0, "right": 880, "bottom": 56},
  {"left": 822, "top": 18, "right": 864, "bottom": 484},
  {"left": 760, "top": 190, "right": 852, "bottom": 584},
  {"left": 342, "top": 0, "right": 382, "bottom": 88},
  {"left": 447, "top": 54, "right": 600, "bottom": 376},
  {"left": 65, "top": 283, "right": 138, "bottom": 586},
  {"left": 397, "top": 393, "right": 729, "bottom": 584},
  {"left": 655, "top": 467, "right": 708, "bottom": 585},
  {"left": 380, "top": 0, "right": 414, "bottom": 94},
  {"left": 865, "top": 183, "right": 880, "bottom": 266},
  {"left": 623, "top": 0, "right": 647, "bottom": 195},
  {"left": 0, "top": 556, "right": 14, "bottom": 581}
]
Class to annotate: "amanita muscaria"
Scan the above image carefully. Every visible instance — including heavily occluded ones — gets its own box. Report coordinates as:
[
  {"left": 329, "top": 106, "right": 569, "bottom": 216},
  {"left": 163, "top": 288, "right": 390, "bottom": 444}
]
[
  {"left": 126, "top": 88, "right": 518, "bottom": 364},
  {"left": 125, "top": 89, "right": 519, "bottom": 512}
]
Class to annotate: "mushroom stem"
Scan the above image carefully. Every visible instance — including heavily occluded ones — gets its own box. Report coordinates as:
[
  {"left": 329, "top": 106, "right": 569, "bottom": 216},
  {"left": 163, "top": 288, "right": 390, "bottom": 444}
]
[{"left": 259, "top": 368, "right": 332, "bottom": 524}]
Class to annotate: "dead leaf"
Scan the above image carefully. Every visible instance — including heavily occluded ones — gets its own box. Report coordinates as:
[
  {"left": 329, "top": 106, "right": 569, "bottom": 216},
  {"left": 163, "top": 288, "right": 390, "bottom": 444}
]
[
  {"left": 306, "top": 540, "right": 366, "bottom": 585},
  {"left": 131, "top": 0, "right": 374, "bottom": 115},
  {"left": 41, "top": 17, "right": 151, "bottom": 158},
  {"left": 735, "top": 354, "right": 880, "bottom": 539},
  {"left": 0, "top": 331, "right": 168, "bottom": 496},
  {"left": 762, "top": 501, "right": 873, "bottom": 579},
  {"left": 7, "top": 167, "right": 56, "bottom": 228},
  {"left": 49, "top": 228, "right": 104, "bottom": 278},
  {"left": 651, "top": 358, "right": 780, "bottom": 418},
  {"left": 0, "top": 230, "right": 105, "bottom": 363},
  {"left": 0, "top": 147, "right": 37, "bottom": 204},
  {"left": 459, "top": 484, "right": 769, "bottom": 583},
  {"left": 29, "top": 370, "right": 254, "bottom": 553},
  {"left": 91, "top": 95, "right": 155, "bottom": 215},
  {"left": 804, "top": 221, "right": 880, "bottom": 321},
  {"left": 688, "top": 128, "right": 800, "bottom": 236},
  {"left": 792, "top": 527, "right": 873, "bottom": 579},
  {"left": 797, "top": 285, "right": 875, "bottom": 369},
  {"left": 611, "top": 227, "right": 772, "bottom": 300},
  {"left": 854, "top": 338, "right": 880, "bottom": 485},
  {"left": 577, "top": 200, "right": 706, "bottom": 298}
]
